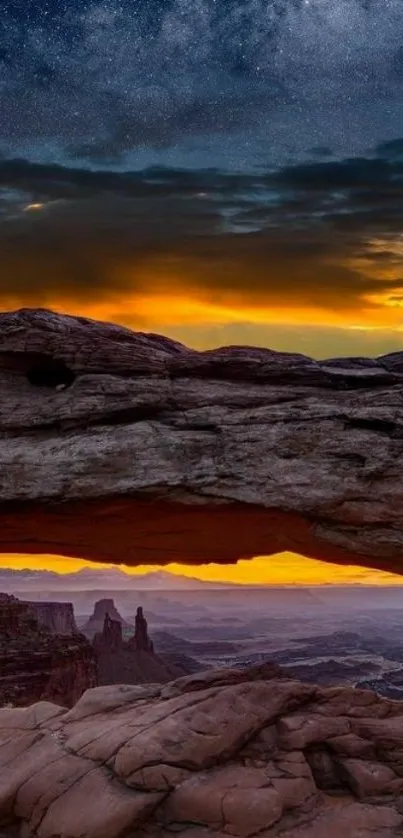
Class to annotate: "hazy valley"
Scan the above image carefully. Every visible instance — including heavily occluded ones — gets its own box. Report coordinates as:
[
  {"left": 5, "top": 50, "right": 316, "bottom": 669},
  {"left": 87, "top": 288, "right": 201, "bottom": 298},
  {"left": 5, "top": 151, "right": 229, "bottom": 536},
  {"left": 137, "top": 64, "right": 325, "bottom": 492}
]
[{"left": 3, "top": 568, "right": 403, "bottom": 700}]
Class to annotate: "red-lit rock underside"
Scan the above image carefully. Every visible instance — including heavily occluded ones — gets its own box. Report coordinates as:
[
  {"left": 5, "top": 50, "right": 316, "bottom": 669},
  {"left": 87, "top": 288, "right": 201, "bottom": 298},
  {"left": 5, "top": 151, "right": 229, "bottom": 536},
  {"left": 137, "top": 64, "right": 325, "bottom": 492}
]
[{"left": 0, "top": 307, "right": 403, "bottom": 572}]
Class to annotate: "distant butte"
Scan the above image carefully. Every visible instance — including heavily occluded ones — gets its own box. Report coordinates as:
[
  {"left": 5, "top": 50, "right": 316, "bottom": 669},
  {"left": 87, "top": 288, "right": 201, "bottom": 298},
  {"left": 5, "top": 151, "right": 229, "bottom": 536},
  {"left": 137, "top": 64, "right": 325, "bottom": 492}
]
[{"left": 0, "top": 307, "right": 403, "bottom": 574}]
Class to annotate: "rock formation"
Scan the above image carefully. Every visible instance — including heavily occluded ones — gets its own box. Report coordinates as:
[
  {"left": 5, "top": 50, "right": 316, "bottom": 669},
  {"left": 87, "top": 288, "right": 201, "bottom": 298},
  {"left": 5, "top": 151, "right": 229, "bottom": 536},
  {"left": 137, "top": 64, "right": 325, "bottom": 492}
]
[
  {"left": 82, "top": 598, "right": 132, "bottom": 639},
  {"left": 94, "top": 613, "right": 123, "bottom": 652},
  {"left": 0, "top": 308, "right": 403, "bottom": 574},
  {"left": 3, "top": 664, "right": 403, "bottom": 837},
  {"left": 24, "top": 601, "right": 77, "bottom": 635},
  {"left": 130, "top": 605, "right": 154, "bottom": 653},
  {"left": 0, "top": 594, "right": 97, "bottom": 708},
  {"left": 92, "top": 607, "right": 194, "bottom": 686}
]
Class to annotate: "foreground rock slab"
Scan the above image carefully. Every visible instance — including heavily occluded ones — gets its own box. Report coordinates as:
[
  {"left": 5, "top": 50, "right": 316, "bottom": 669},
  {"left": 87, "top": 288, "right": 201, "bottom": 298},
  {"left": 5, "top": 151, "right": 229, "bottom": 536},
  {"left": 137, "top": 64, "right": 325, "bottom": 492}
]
[
  {"left": 1, "top": 308, "right": 403, "bottom": 572},
  {"left": 3, "top": 665, "right": 403, "bottom": 837}
]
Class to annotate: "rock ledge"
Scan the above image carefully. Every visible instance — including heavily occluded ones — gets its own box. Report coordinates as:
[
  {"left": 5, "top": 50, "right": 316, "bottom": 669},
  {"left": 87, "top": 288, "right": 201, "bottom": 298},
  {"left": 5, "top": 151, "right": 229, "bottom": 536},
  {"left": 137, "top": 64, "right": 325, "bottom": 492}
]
[{"left": 3, "top": 665, "right": 403, "bottom": 837}]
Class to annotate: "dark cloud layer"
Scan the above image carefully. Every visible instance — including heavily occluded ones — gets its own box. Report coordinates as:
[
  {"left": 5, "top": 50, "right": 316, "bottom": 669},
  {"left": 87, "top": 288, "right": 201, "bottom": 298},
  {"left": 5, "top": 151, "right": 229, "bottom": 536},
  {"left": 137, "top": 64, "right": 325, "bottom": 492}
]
[{"left": 0, "top": 152, "right": 402, "bottom": 317}]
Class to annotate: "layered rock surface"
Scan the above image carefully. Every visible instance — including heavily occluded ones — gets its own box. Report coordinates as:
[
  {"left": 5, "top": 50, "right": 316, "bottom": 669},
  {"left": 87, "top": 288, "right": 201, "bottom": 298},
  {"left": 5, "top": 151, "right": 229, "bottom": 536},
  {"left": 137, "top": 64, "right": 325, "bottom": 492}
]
[
  {"left": 1, "top": 308, "right": 403, "bottom": 572},
  {"left": 3, "top": 665, "right": 403, "bottom": 837},
  {"left": 0, "top": 594, "right": 97, "bottom": 708}
]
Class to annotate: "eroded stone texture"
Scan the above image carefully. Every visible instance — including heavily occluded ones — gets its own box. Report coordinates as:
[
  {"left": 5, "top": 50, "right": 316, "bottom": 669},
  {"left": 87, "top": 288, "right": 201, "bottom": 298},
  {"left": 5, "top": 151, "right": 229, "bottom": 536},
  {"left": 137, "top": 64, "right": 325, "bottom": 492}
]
[
  {"left": 3, "top": 667, "right": 403, "bottom": 837},
  {"left": 0, "top": 308, "right": 403, "bottom": 572},
  {"left": 23, "top": 601, "right": 77, "bottom": 635}
]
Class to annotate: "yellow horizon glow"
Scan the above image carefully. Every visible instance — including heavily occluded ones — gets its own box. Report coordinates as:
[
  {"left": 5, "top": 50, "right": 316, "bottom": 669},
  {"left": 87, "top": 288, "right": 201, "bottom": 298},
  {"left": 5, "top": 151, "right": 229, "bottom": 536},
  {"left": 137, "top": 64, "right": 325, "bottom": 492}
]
[
  {"left": 3, "top": 231, "right": 403, "bottom": 338},
  {"left": 1, "top": 553, "right": 403, "bottom": 586},
  {"left": 3, "top": 290, "right": 403, "bottom": 332}
]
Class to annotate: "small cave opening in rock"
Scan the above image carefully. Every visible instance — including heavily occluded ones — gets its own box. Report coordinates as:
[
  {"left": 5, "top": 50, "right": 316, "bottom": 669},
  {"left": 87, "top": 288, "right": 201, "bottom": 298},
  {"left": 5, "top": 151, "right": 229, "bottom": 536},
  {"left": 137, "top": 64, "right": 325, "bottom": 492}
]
[
  {"left": 304, "top": 746, "right": 351, "bottom": 793},
  {"left": 26, "top": 357, "right": 76, "bottom": 389}
]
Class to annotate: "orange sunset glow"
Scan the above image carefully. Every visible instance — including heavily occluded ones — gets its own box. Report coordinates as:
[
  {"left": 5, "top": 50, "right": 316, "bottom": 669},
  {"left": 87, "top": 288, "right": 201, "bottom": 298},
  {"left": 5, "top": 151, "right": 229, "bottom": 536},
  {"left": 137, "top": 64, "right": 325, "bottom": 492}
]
[
  {"left": 2, "top": 552, "right": 403, "bottom": 587},
  {"left": 2, "top": 231, "right": 403, "bottom": 359}
]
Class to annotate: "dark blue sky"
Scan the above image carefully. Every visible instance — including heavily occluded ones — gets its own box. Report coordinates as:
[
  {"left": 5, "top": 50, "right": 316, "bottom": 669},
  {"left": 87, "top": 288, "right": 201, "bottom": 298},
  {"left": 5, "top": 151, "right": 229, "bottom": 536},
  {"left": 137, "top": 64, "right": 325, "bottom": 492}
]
[{"left": 1, "top": 0, "right": 402, "bottom": 168}]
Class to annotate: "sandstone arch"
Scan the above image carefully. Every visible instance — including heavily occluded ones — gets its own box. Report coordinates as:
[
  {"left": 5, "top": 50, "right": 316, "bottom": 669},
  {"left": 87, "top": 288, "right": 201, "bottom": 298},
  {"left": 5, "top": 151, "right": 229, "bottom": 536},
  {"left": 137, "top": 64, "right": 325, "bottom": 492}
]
[{"left": 0, "top": 307, "right": 402, "bottom": 573}]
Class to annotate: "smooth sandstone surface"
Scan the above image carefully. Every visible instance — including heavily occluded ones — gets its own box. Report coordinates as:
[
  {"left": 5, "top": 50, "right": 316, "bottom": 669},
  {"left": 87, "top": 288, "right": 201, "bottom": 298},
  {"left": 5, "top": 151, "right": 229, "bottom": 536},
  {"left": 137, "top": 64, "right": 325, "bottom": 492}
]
[
  {"left": 0, "top": 307, "right": 403, "bottom": 572},
  {"left": 2, "top": 666, "right": 403, "bottom": 837}
]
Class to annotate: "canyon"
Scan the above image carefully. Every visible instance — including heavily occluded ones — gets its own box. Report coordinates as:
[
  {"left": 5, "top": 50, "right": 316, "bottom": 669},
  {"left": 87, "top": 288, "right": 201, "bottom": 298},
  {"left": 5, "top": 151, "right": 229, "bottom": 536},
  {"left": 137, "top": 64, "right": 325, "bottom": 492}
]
[
  {"left": 0, "top": 308, "right": 402, "bottom": 573},
  {"left": 0, "top": 590, "right": 200, "bottom": 710}
]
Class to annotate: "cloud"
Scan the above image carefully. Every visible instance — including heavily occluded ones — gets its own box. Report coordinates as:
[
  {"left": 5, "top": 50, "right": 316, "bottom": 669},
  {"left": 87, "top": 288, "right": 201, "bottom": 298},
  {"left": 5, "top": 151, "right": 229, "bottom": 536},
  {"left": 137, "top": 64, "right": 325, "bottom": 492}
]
[
  {"left": 273, "top": 157, "right": 396, "bottom": 190},
  {"left": 0, "top": 153, "right": 403, "bottom": 339}
]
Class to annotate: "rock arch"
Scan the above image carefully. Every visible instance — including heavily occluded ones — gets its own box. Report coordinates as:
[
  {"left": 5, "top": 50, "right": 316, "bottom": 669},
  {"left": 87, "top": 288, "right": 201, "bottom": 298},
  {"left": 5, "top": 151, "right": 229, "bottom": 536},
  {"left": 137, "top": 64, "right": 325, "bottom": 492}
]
[{"left": 0, "top": 307, "right": 402, "bottom": 574}]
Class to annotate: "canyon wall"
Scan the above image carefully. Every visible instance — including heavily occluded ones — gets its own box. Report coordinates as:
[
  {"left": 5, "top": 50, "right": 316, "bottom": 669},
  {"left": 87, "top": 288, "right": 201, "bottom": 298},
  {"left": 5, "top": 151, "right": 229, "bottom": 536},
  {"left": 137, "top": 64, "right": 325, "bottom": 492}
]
[
  {"left": 24, "top": 601, "right": 77, "bottom": 635},
  {"left": 0, "top": 594, "right": 97, "bottom": 708}
]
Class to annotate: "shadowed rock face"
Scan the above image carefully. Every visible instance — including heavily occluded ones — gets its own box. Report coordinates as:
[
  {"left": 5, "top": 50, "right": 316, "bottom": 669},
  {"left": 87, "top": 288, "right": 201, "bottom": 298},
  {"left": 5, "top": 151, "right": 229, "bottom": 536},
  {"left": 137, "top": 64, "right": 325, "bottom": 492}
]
[
  {"left": 0, "top": 594, "right": 97, "bottom": 708},
  {"left": 93, "top": 613, "right": 123, "bottom": 653},
  {"left": 3, "top": 665, "right": 403, "bottom": 837},
  {"left": 92, "top": 607, "right": 194, "bottom": 686},
  {"left": 1, "top": 307, "right": 403, "bottom": 572},
  {"left": 131, "top": 605, "right": 154, "bottom": 653},
  {"left": 23, "top": 601, "right": 77, "bottom": 635}
]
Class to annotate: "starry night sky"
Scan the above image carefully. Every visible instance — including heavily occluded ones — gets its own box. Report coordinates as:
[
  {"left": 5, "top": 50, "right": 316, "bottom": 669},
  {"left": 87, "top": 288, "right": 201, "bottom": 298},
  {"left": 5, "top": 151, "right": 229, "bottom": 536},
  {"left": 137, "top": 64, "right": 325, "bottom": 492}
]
[{"left": 1, "top": 0, "right": 403, "bottom": 357}]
